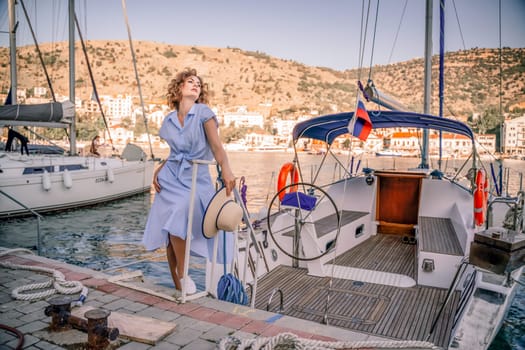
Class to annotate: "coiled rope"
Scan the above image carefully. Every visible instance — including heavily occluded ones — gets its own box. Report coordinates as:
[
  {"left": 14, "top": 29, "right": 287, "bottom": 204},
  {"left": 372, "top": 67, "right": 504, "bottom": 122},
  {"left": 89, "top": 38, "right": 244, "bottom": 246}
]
[
  {"left": 0, "top": 248, "right": 87, "bottom": 302},
  {"left": 218, "top": 332, "right": 441, "bottom": 350},
  {"left": 217, "top": 231, "right": 249, "bottom": 305}
]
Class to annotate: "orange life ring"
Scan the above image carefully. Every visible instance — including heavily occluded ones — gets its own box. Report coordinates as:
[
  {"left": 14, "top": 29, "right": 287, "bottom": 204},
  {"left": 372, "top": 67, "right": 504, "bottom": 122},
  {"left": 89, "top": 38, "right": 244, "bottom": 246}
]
[
  {"left": 474, "top": 169, "right": 486, "bottom": 226},
  {"left": 277, "top": 162, "right": 299, "bottom": 201}
]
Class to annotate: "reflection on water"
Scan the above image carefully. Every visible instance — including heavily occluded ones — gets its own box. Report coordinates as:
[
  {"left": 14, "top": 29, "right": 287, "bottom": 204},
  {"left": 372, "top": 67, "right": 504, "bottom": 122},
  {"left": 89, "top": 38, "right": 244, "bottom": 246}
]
[{"left": 0, "top": 152, "right": 523, "bottom": 349}]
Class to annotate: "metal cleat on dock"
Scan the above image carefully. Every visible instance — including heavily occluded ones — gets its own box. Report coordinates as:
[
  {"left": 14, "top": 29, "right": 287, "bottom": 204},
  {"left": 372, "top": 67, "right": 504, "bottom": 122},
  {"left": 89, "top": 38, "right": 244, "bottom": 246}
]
[{"left": 45, "top": 296, "right": 119, "bottom": 349}]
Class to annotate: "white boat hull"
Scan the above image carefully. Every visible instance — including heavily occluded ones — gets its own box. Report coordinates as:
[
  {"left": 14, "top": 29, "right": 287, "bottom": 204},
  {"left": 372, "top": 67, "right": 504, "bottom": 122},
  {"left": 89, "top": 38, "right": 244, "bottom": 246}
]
[
  {"left": 0, "top": 153, "right": 155, "bottom": 218},
  {"left": 200, "top": 166, "right": 524, "bottom": 349}
]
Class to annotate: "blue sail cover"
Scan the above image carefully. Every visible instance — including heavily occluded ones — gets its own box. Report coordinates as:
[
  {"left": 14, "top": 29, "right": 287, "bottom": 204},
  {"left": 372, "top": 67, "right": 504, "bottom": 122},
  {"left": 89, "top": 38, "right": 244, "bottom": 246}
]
[{"left": 292, "top": 110, "right": 474, "bottom": 145}]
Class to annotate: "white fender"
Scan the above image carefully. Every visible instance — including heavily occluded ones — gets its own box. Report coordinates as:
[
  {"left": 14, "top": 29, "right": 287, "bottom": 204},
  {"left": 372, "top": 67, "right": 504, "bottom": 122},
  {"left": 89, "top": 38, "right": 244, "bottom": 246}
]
[
  {"left": 42, "top": 170, "right": 51, "bottom": 191},
  {"left": 63, "top": 169, "right": 73, "bottom": 189},
  {"left": 106, "top": 168, "right": 115, "bottom": 183}
]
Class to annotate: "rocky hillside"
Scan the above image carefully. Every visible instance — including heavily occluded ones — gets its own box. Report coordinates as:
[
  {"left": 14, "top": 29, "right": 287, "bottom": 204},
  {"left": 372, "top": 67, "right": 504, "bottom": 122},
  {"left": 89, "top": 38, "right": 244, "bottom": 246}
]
[{"left": 1, "top": 41, "right": 524, "bottom": 119}]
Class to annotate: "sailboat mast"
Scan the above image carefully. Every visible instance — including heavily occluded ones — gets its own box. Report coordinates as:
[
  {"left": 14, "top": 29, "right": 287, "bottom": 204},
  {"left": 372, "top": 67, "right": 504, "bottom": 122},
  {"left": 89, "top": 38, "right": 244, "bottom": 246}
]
[
  {"left": 438, "top": 0, "right": 445, "bottom": 171},
  {"left": 69, "top": 0, "right": 77, "bottom": 155},
  {"left": 8, "top": 0, "right": 17, "bottom": 105},
  {"left": 420, "top": 0, "right": 433, "bottom": 169}
]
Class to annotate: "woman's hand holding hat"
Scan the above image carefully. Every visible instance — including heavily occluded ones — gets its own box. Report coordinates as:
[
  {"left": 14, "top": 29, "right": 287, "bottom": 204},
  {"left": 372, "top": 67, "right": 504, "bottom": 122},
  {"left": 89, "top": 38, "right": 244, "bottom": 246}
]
[{"left": 222, "top": 169, "right": 236, "bottom": 196}]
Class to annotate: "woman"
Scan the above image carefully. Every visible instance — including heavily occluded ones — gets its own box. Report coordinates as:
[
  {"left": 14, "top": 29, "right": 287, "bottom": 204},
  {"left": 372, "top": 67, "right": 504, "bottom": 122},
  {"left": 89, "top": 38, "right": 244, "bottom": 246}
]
[
  {"left": 142, "top": 68, "right": 236, "bottom": 294},
  {"left": 90, "top": 135, "right": 101, "bottom": 157}
]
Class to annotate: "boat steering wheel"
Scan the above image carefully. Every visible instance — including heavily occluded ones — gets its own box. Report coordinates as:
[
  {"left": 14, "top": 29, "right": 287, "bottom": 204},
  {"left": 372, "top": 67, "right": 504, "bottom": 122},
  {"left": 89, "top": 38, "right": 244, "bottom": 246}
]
[{"left": 266, "top": 182, "right": 341, "bottom": 261}]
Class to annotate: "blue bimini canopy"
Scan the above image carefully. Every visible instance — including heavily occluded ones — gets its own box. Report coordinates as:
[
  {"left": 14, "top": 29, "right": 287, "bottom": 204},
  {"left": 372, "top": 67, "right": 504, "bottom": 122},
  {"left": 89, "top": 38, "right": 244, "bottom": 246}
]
[{"left": 292, "top": 110, "right": 474, "bottom": 145}]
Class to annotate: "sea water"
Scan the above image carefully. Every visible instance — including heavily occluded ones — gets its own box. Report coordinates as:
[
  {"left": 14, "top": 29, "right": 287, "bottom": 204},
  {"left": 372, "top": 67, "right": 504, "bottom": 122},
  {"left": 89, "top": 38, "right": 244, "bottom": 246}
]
[{"left": 0, "top": 152, "right": 523, "bottom": 349}]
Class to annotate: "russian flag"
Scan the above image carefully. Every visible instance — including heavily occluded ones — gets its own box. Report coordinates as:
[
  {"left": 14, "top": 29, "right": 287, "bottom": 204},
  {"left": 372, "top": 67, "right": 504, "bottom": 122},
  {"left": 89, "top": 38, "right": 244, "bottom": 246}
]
[{"left": 351, "top": 99, "right": 372, "bottom": 141}]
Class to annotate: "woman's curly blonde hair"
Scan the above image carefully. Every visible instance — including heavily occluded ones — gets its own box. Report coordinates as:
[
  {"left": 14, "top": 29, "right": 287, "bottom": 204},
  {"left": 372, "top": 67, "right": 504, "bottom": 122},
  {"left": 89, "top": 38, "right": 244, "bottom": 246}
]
[{"left": 166, "top": 68, "right": 209, "bottom": 110}]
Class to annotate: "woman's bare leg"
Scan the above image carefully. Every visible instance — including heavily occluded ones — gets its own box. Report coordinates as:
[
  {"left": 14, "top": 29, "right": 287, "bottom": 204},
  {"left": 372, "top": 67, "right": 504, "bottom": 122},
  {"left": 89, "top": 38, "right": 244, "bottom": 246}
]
[
  {"left": 167, "top": 235, "right": 181, "bottom": 290},
  {"left": 172, "top": 236, "right": 187, "bottom": 278},
  {"left": 167, "top": 235, "right": 189, "bottom": 290}
]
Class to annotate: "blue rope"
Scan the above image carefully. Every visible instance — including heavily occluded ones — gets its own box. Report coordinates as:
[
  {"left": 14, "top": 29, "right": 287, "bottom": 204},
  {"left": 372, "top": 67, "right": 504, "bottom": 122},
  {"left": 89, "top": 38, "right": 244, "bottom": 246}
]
[
  {"left": 217, "top": 273, "right": 249, "bottom": 305},
  {"left": 216, "top": 231, "right": 249, "bottom": 305},
  {"left": 239, "top": 176, "right": 247, "bottom": 208}
]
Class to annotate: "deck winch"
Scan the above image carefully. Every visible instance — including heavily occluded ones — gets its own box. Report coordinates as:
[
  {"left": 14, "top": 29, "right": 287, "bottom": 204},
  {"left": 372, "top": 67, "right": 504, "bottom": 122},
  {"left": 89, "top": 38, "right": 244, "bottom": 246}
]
[
  {"left": 469, "top": 228, "right": 525, "bottom": 275},
  {"left": 45, "top": 296, "right": 119, "bottom": 349}
]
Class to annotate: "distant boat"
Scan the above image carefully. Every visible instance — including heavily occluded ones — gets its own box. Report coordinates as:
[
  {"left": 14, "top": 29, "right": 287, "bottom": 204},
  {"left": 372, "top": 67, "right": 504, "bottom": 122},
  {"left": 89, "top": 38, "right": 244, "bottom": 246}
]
[
  {"left": 224, "top": 141, "right": 248, "bottom": 152},
  {"left": 248, "top": 143, "right": 288, "bottom": 152},
  {"left": 375, "top": 149, "right": 403, "bottom": 157}
]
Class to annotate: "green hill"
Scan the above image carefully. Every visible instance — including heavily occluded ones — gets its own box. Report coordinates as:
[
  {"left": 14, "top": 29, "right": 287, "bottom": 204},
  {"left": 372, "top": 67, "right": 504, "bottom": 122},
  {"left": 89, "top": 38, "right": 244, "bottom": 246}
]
[{"left": 1, "top": 41, "right": 524, "bottom": 120}]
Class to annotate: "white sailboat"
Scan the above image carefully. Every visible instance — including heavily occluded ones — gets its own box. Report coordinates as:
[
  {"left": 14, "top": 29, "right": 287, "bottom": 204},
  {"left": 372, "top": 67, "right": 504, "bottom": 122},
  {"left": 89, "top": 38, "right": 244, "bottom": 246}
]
[
  {"left": 181, "top": 2, "right": 525, "bottom": 349},
  {"left": 0, "top": 0, "right": 155, "bottom": 218}
]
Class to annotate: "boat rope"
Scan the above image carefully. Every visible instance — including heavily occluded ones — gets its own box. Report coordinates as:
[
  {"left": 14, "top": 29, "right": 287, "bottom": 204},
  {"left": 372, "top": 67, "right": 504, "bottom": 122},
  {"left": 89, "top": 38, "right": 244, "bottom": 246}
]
[
  {"left": 0, "top": 248, "right": 87, "bottom": 303},
  {"left": 217, "top": 231, "right": 249, "bottom": 305},
  {"left": 217, "top": 332, "right": 441, "bottom": 350}
]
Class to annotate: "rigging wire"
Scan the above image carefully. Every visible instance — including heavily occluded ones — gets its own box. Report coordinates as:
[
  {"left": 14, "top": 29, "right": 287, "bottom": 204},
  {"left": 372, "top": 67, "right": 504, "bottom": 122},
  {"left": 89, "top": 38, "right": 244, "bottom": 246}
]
[
  {"left": 367, "top": 0, "right": 380, "bottom": 82},
  {"left": 121, "top": 0, "right": 155, "bottom": 160},
  {"left": 498, "top": 0, "right": 502, "bottom": 149},
  {"left": 387, "top": 0, "right": 409, "bottom": 64},
  {"left": 352, "top": 0, "right": 373, "bottom": 141},
  {"left": 444, "top": 0, "right": 466, "bottom": 120},
  {"left": 451, "top": 0, "right": 466, "bottom": 50},
  {"left": 73, "top": 13, "right": 115, "bottom": 150},
  {"left": 75, "top": 0, "right": 89, "bottom": 93},
  {"left": 356, "top": 0, "right": 372, "bottom": 83},
  {"left": 50, "top": 0, "right": 61, "bottom": 82},
  {"left": 82, "top": 0, "right": 87, "bottom": 39},
  {"left": 19, "top": 0, "right": 56, "bottom": 102},
  {"left": 438, "top": 0, "right": 446, "bottom": 171}
]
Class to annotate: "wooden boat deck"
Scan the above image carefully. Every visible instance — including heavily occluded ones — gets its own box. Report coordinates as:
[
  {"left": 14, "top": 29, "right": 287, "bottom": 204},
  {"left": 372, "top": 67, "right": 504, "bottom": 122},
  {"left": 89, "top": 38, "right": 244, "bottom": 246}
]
[
  {"left": 419, "top": 216, "right": 463, "bottom": 255},
  {"left": 329, "top": 233, "right": 416, "bottom": 278},
  {"left": 253, "top": 234, "right": 460, "bottom": 347}
]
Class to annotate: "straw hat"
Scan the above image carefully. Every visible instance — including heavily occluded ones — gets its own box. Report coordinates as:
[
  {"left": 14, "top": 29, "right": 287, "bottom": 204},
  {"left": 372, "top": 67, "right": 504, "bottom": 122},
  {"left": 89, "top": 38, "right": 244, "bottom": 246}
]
[{"left": 202, "top": 187, "right": 243, "bottom": 239}]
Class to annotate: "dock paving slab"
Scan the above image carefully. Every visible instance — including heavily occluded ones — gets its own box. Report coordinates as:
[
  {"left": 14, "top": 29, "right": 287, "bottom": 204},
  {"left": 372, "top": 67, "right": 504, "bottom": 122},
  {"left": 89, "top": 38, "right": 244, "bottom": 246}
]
[{"left": 0, "top": 250, "right": 396, "bottom": 349}]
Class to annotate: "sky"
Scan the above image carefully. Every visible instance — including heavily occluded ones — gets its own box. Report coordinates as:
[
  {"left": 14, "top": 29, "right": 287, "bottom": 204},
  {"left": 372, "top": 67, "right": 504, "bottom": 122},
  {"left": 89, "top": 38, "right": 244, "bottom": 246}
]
[{"left": 0, "top": 0, "right": 524, "bottom": 71}]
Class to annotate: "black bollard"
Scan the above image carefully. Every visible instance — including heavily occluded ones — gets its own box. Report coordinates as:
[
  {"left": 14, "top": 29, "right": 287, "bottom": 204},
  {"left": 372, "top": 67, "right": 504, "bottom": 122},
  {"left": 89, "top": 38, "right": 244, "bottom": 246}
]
[{"left": 85, "top": 309, "right": 119, "bottom": 349}]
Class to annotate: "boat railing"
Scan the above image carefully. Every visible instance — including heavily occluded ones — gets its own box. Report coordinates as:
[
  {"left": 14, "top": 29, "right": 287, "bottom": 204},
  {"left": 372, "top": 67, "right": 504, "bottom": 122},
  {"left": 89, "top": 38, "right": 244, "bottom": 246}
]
[
  {"left": 0, "top": 189, "right": 44, "bottom": 255},
  {"left": 179, "top": 159, "right": 262, "bottom": 306},
  {"left": 486, "top": 191, "right": 524, "bottom": 231},
  {"left": 427, "top": 258, "right": 470, "bottom": 341},
  {"left": 233, "top": 186, "right": 262, "bottom": 308}
]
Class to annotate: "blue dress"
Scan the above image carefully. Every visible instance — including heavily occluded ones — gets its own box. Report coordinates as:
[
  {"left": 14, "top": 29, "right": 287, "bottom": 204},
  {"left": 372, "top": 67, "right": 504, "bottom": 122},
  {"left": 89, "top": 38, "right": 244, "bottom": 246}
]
[{"left": 143, "top": 104, "right": 223, "bottom": 260}]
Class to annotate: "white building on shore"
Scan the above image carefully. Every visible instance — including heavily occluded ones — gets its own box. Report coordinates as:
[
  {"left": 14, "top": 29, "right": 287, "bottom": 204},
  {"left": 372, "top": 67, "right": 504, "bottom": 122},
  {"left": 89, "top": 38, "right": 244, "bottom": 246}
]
[
  {"left": 222, "top": 106, "right": 264, "bottom": 129},
  {"left": 502, "top": 115, "right": 525, "bottom": 156}
]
